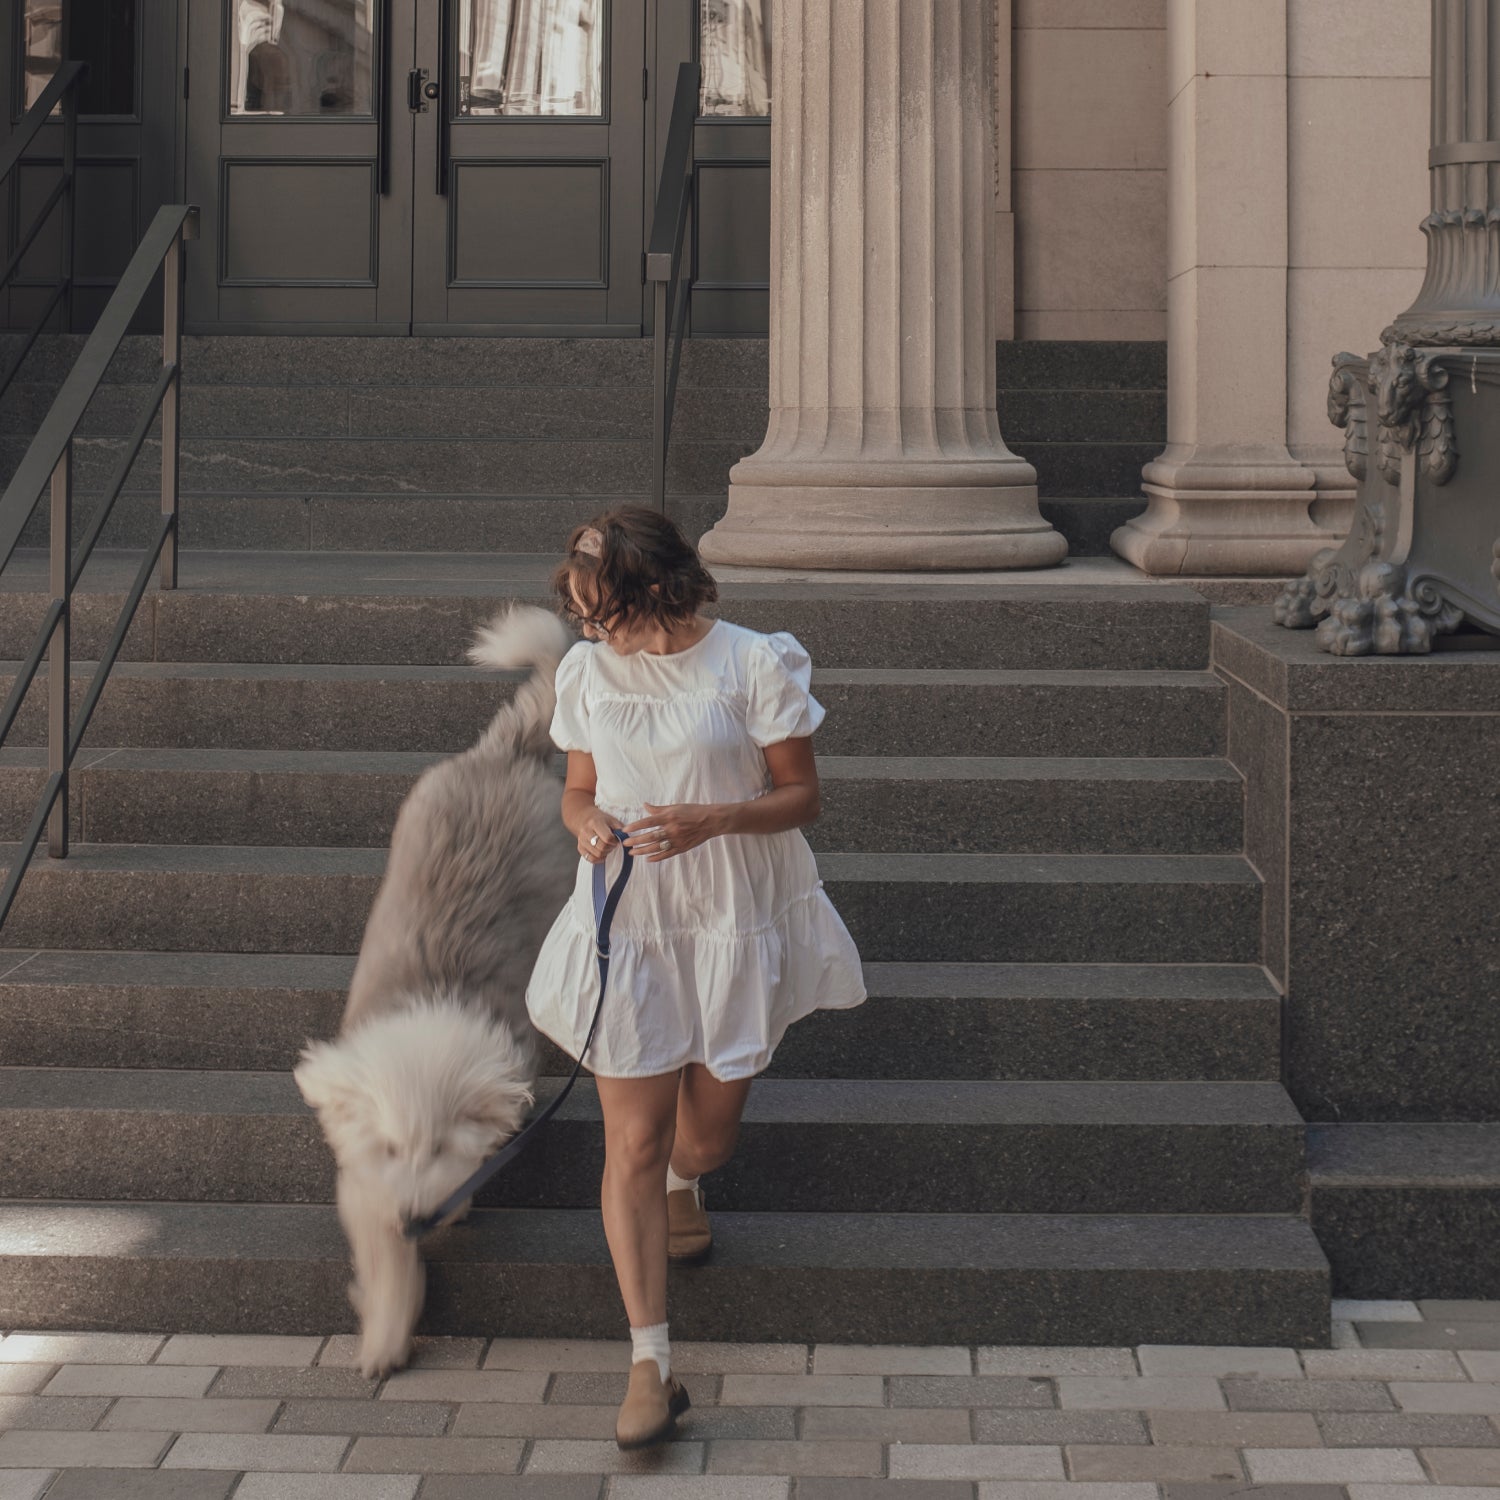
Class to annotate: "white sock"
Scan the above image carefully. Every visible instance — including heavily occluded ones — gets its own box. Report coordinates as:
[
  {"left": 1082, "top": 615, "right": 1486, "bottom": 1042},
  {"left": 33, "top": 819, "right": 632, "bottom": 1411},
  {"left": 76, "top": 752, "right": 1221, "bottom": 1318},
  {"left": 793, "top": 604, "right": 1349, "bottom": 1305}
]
[
  {"left": 630, "top": 1321, "right": 671, "bottom": 1383},
  {"left": 666, "top": 1164, "right": 700, "bottom": 1195}
]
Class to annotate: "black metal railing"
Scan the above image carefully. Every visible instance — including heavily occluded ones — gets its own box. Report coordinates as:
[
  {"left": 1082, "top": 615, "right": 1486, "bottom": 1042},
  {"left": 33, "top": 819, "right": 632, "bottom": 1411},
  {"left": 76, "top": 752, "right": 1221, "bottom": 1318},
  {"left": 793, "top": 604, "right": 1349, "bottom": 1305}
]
[
  {"left": 0, "top": 203, "right": 198, "bottom": 930},
  {"left": 0, "top": 61, "right": 87, "bottom": 398},
  {"left": 648, "top": 62, "right": 700, "bottom": 512}
]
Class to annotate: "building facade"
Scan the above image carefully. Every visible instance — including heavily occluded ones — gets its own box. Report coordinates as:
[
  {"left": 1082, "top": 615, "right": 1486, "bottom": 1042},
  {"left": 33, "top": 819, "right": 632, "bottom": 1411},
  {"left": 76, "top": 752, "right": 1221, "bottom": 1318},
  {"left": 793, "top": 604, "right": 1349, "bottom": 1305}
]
[{"left": 2, "top": 0, "right": 1434, "bottom": 573}]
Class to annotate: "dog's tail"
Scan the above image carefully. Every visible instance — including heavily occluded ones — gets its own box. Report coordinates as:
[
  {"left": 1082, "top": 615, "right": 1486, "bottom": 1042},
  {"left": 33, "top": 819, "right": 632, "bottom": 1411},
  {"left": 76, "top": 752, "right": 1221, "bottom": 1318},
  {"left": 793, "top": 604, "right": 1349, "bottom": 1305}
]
[{"left": 468, "top": 604, "right": 574, "bottom": 759}]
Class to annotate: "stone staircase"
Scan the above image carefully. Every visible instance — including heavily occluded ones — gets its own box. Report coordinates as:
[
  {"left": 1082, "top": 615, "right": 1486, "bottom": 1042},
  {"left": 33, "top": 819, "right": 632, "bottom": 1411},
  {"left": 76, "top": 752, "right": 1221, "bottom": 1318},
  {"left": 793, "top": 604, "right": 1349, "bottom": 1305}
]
[{"left": 0, "top": 335, "right": 1329, "bottom": 1346}]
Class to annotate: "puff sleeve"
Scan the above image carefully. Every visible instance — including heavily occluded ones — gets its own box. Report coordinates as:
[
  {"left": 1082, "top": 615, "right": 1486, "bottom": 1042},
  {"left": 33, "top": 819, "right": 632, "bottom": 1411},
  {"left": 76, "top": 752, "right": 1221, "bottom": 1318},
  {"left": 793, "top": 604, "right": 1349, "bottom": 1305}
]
[
  {"left": 745, "top": 631, "right": 826, "bottom": 748},
  {"left": 549, "top": 640, "right": 593, "bottom": 752}
]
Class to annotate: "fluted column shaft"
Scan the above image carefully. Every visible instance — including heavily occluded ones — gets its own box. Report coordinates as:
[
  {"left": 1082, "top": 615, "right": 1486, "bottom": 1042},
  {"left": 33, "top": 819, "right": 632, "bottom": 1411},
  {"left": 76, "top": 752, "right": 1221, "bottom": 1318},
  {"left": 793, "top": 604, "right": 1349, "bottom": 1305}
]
[{"left": 699, "top": 0, "right": 1065, "bottom": 572}]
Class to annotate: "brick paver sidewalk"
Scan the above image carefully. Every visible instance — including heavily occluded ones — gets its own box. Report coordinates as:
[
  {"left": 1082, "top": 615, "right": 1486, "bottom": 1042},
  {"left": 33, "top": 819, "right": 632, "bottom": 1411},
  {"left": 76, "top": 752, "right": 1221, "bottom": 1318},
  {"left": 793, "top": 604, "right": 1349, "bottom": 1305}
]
[{"left": 3, "top": 1302, "right": 1500, "bottom": 1498}]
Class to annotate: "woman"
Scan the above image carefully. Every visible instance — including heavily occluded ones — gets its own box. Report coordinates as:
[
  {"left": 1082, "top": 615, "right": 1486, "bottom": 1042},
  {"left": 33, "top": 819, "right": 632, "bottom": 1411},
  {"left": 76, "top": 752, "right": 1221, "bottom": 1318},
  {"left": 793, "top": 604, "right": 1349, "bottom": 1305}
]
[{"left": 526, "top": 505, "right": 866, "bottom": 1449}]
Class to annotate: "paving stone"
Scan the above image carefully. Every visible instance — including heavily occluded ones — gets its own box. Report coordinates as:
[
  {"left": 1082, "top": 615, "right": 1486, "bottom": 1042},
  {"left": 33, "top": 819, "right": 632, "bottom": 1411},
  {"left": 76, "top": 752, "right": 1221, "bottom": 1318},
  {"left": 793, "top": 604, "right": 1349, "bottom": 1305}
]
[
  {"left": 322, "top": 1335, "right": 484, "bottom": 1369},
  {"left": 1067, "top": 1445, "right": 1245, "bottom": 1481},
  {"left": 1392, "top": 1383, "right": 1500, "bottom": 1414},
  {"left": 546, "top": 1371, "right": 720, "bottom": 1405},
  {"left": 0, "top": 1476, "right": 55, "bottom": 1500},
  {"left": 1147, "top": 1411, "right": 1323, "bottom": 1447},
  {"left": 0, "top": 1371, "right": 50, "bottom": 1396},
  {"left": 0, "top": 1394, "right": 110, "bottom": 1430},
  {"left": 378, "top": 1369, "right": 549, "bottom": 1403},
  {"left": 234, "top": 1481, "right": 420, "bottom": 1500},
  {"left": 420, "top": 1481, "right": 605, "bottom": 1500},
  {"left": 39, "top": 1474, "right": 236, "bottom": 1500},
  {"left": 157, "top": 1335, "right": 325, "bottom": 1366},
  {"left": 1138, "top": 1347, "right": 1302, "bottom": 1379},
  {"left": 160, "top": 1434, "right": 350, "bottom": 1471},
  {"left": 1224, "top": 1378, "right": 1394, "bottom": 1412},
  {"left": 208, "top": 1367, "right": 377, "bottom": 1400},
  {"left": 801, "top": 1483, "right": 974, "bottom": 1500},
  {"left": 451, "top": 1402, "right": 619, "bottom": 1440},
  {"left": 800, "top": 1407, "right": 973, "bottom": 1443},
  {"left": 1350, "top": 1489, "right": 1500, "bottom": 1500},
  {"left": 483, "top": 1339, "right": 632, "bottom": 1372},
  {"left": 523, "top": 1439, "right": 703, "bottom": 1474},
  {"left": 813, "top": 1346, "right": 971, "bottom": 1375},
  {"left": 886, "top": 1446, "right": 1067, "bottom": 1480},
  {"left": 0, "top": 1333, "right": 163, "bottom": 1365},
  {"left": 974, "top": 1410, "right": 1149, "bottom": 1446},
  {"left": 102, "top": 1397, "right": 280, "bottom": 1432},
  {"left": 1302, "top": 1349, "right": 1466, "bottom": 1380},
  {"left": 1465, "top": 1355, "right": 1500, "bottom": 1381},
  {"left": 1333, "top": 1321, "right": 1362, "bottom": 1349},
  {"left": 979, "top": 1487, "right": 1160, "bottom": 1500},
  {"left": 608, "top": 1481, "right": 788, "bottom": 1500},
  {"left": 978, "top": 1349, "right": 1137, "bottom": 1379},
  {"left": 672, "top": 1346, "right": 809, "bottom": 1375},
  {"left": 1244, "top": 1447, "right": 1427, "bottom": 1483},
  {"left": 1058, "top": 1377, "right": 1226, "bottom": 1411},
  {"left": 44, "top": 1365, "right": 216, "bottom": 1398},
  {"left": 1320, "top": 1412, "right": 1500, "bottom": 1447},
  {"left": 889, "top": 1377, "right": 1054, "bottom": 1409},
  {"left": 1163, "top": 1487, "right": 1348, "bottom": 1500},
  {"left": 720, "top": 1375, "right": 883, "bottom": 1407},
  {"left": 272, "top": 1398, "right": 452, "bottom": 1435},
  {"left": 344, "top": 1436, "right": 528, "bottom": 1473},
  {"left": 1360, "top": 1324, "right": 1500, "bottom": 1352},
  {"left": 1422, "top": 1304, "right": 1500, "bottom": 1323},
  {"left": 0, "top": 1430, "right": 171, "bottom": 1467},
  {"left": 707, "top": 1440, "right": 883, "bottom": 1476},
  {"left": 1334, "top": 1301, "right": 1423, "bottom": 1323},
  {"left": 1426, "top": 1450, "right": 1500, "bottom": 1485}
]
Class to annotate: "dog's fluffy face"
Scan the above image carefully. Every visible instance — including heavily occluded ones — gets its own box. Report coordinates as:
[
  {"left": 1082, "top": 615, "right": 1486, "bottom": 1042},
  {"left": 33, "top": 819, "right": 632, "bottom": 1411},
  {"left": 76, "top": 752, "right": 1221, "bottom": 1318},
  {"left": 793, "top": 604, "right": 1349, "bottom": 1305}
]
[{"left": 295, "top": 1000, "right": 535, "bottom": 1224}]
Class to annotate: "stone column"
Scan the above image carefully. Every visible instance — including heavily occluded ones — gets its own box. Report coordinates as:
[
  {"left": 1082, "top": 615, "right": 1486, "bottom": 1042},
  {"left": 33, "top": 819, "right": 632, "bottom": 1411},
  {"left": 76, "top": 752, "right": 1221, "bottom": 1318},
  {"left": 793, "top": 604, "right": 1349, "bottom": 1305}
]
[
  {"left": 698, "top": 0, "right": 1065, "bottom": 572},
  {"left": 1112, "top": 0, "right": 1331, "bottom": 577}
]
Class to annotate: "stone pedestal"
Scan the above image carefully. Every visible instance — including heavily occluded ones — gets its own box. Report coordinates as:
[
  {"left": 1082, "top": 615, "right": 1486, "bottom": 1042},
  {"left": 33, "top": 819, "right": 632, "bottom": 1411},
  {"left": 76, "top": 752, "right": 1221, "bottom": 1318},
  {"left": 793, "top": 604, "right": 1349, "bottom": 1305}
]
[
  {"left": 1276, "top": 0, "right": 1500, "bottom": 651},
  {"left": 699, "top": 0, "right": 1065, "bottom": 572},
  {"left": 1111, "top": 0, "right": 1335, "bottom": 577}
]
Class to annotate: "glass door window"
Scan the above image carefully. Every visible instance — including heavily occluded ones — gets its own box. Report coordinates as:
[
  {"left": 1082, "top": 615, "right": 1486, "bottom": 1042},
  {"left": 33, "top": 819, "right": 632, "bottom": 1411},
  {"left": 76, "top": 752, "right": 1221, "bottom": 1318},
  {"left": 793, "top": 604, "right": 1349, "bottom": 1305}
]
[
  {"left": 458, "top": 0, "right": 604, "bottom": 117},
  {"left": 21, "top": 0, "right": 137, "bottom": 116},
  {"left": 226, "top": 0, "right": 374, "bottom": 117},
  {"left": 699, "top": 0, "right": 769, "bottom": 117}
]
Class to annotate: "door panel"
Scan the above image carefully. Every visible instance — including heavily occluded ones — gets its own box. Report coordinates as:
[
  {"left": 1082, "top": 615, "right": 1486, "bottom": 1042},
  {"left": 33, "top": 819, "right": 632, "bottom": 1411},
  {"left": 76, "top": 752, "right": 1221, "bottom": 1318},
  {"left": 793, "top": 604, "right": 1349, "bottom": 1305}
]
[
  {"left": 185, "top": 0, "right": 414, "bottom": 332},
  {"left": 411, "top": 0, "right": 646, "bottom": 334}
]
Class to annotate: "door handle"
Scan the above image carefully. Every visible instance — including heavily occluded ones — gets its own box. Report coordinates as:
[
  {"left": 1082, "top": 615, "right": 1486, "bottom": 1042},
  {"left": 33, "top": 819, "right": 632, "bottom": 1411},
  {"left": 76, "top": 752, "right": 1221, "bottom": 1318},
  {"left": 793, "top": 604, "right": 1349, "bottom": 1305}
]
[
  {"left": 376, "top": 0, "right": 393, "bottom": 193},
  {"left": 436, "top": 0, "right": 452, "bottom": 195},
  {"left": 409, "top": 68, "right": 429, "bottom": 112}
]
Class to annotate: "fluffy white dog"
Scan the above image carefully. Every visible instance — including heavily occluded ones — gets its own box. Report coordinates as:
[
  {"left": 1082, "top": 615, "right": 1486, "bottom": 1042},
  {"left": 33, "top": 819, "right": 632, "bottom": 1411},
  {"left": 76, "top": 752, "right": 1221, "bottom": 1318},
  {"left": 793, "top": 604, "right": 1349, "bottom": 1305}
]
[{"left": 295, "top": 604, "right": 576, "bottom": 1378}]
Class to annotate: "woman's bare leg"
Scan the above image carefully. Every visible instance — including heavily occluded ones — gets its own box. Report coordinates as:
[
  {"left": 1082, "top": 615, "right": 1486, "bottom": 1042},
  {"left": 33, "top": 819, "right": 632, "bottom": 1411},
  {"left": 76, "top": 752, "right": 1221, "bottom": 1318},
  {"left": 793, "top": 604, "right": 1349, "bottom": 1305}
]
[
  {"left": 594, "top": 1072, "right": 681, "bottom": 1327},
  {"left": 672, "top": 1064, "right": 755, "bottom": 1180}
]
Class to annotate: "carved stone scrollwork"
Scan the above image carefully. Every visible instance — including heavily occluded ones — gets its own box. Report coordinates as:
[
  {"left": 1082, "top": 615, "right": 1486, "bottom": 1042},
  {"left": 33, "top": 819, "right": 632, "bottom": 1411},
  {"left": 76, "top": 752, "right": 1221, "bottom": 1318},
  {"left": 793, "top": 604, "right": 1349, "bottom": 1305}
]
[
  {"left": 1328, "top": 352, "right": 1368, "bottom": 482},
  {"left": 1271, "top": 493, "right": 1379, "bottom": 629},
  {"left": 1368, "top": 341, "right": 1458, "bottom": 487},
  {"left": 1314, "top": 561, "right": 1465, "bottom": 656}
]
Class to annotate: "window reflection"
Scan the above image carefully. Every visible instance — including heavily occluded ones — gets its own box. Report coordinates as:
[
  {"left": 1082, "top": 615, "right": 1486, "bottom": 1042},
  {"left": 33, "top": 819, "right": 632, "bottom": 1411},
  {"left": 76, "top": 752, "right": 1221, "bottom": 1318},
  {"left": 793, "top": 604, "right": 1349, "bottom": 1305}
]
[
  {"left": 24, "top": 0, "right": 137, "bottom": 116},
  {"left": 227, "top": 0, "right": 373, "bottom": 116},
  {"left": 700, "top": 0, "right": 770, "bottom": 117},
  {"left": 458, "top": 0, "right": 603, "bottom": 118}
]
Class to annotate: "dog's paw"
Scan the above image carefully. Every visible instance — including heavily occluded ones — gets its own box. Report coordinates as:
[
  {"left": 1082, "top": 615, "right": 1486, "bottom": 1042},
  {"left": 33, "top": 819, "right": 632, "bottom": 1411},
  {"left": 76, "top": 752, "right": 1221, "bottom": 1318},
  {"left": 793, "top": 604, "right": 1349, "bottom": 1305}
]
[{"left": 359, "top": 1326, "right": 413, "bottom": 1380}]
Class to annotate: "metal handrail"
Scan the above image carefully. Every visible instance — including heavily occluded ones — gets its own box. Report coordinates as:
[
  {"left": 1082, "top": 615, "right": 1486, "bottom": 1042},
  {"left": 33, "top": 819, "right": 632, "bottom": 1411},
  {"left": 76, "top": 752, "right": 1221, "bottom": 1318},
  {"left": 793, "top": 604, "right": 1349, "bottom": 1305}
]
[
  {"left": 0, "top": 61, "right": 87, "bottom": 398},
  {"left": 648, "top": 62, "right": 700, "bottom": 512},
  {"left": 0, "top": 202, "right": 198, "bottom": 933}
]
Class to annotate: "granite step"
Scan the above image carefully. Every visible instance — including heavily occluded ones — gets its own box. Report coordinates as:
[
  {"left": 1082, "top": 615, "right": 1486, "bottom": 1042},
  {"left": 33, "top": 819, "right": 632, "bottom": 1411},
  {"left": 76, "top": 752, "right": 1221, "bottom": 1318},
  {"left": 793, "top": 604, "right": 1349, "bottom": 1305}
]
[
  {"left": 0, "top": 844, "right": 1263, "bottom": 963},
  {"left": 0, "top": 951, "right": 1283, "bottom": 1079},
  {"left": 0, "top": 1069, "right": 1306, "bottom": 1214},
  {"left": 0, "top": 562, "right": 1213, "bottom": 670},
  {"left": 0, "top": 748, "right": 1244, "bottom": 854},
  {"left": 1309, "top": 1122, "right": 1500, "bottom": 1300},
  {"left": 0, "top": 662, "right": 1227, "bottom": 757},
  {"left": 0, "top": 1199, "right": 1329, "bottom": 1345}
]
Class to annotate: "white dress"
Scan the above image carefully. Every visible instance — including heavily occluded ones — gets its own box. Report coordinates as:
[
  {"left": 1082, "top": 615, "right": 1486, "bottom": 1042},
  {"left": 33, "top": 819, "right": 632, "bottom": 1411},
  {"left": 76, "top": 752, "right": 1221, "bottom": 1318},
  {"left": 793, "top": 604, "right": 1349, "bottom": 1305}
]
[{"left": 525, "top": 619, "right": 867, "bottom": 1081}]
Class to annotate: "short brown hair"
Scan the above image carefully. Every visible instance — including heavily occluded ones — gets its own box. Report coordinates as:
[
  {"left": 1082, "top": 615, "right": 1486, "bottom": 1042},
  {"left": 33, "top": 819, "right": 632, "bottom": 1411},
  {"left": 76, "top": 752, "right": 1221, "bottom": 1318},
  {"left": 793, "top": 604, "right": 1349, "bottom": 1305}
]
[{"left": 553, "top": 505, "right": 718, "bottom": 632}]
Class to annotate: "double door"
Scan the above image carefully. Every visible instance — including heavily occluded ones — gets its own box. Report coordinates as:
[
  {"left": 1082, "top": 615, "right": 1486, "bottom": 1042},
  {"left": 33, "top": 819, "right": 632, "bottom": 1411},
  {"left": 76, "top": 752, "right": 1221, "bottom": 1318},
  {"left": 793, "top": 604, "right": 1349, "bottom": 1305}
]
[{"left": 186, "top": 0, "right": 648, "bottom": 333}]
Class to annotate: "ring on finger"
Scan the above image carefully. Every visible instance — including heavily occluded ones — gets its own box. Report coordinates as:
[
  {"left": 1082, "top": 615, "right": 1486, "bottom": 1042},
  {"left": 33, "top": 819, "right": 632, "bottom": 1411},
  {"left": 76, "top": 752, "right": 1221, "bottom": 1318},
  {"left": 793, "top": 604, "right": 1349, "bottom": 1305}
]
[{"left": 659, "top": 837, "right": 673, "bottom": 851}]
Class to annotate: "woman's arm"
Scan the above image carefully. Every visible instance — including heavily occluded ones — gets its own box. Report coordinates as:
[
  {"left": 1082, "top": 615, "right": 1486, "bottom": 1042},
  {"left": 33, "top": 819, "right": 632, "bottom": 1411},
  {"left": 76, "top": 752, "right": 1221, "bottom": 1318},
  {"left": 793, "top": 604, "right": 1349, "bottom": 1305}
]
[
  {"left": 623, "top": 736, "right": 820, "bottom": 861},
  {"left": 562, "top": 750, "right": 621, "bottom": 864}
]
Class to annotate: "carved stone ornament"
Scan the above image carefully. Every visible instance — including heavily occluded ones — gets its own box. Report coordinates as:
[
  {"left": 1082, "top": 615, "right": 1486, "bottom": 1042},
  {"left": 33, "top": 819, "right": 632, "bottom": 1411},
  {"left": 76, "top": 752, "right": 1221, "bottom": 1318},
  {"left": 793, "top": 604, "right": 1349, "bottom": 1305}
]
[
  {"left": 1366, "top": 341, "right": 1457, "bottom": 488},
  {"left": 1314, "top": 560, "right": 1465, "bottom": 656}
]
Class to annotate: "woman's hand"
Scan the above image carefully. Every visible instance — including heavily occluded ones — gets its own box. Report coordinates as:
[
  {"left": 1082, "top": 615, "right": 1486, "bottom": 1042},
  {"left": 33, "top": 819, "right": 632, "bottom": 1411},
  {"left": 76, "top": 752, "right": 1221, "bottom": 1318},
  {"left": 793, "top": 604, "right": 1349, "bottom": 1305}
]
[
  {"left": 575, "top": 806, "right": 620, "bottom": 865},
  {"left": 624, "top": 803, "right": 728, "bottom": 862}
]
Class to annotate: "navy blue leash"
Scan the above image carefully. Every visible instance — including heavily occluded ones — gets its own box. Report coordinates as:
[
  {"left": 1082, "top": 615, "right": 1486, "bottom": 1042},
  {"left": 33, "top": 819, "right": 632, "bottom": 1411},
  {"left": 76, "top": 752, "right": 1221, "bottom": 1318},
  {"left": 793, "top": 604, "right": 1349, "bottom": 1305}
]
[{"left": 403, "top": 833, "right": 635, "bottom": 1240}]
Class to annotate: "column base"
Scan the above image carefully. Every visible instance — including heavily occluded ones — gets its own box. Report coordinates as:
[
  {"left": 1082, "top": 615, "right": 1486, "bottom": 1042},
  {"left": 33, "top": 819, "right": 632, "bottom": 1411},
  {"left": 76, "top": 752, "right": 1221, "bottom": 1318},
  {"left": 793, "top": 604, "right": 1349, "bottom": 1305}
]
[{"left": 700, "top": 482, "right": 1069, "bottom": 571}]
